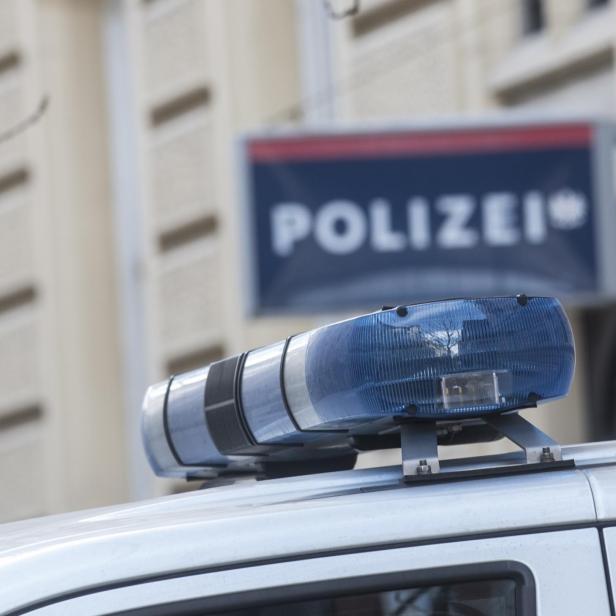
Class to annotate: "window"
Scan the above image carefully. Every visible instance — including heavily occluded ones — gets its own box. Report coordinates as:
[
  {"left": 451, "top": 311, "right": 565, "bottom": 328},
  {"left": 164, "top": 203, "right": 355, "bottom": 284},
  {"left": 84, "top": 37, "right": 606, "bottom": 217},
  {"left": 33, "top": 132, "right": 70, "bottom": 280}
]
[
  {"left": 207, "top": 579, "right": 518, "bottom": 616},
  {"left": 522, "top": 0, "right": 545, "bottom": 35},
  {"left": 117, "top": 563, "right": 535, "bottom": 616}
]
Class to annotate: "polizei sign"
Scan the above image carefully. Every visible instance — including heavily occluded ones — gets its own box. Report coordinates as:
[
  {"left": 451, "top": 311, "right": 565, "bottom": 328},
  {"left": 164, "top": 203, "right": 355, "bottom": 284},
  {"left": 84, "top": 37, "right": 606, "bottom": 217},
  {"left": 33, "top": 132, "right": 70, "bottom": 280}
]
[{"left": 239, "top": 121, "right": 616, "bottom": 314}]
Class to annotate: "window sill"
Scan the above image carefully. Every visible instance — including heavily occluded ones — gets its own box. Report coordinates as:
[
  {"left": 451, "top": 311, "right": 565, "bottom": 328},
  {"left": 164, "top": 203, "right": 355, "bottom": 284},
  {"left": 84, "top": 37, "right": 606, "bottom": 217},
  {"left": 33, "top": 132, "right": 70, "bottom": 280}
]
[{"left": 490, "top": 6, "right": 614, "bottom": 99}]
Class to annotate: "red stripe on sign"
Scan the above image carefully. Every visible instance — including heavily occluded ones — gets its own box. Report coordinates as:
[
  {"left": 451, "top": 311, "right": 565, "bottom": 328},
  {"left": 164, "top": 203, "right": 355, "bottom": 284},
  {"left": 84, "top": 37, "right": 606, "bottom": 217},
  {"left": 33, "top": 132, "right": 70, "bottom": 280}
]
[{"left": 249, "top": 125, "right": 592, "bottom": 162}]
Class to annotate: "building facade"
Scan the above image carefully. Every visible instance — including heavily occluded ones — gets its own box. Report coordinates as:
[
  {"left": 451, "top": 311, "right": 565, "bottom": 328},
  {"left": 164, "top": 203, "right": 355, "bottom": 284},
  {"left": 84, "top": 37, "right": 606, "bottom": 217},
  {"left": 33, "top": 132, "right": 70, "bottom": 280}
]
[{"left": 0, "top": 0, "right": 613, "bottom": 521}]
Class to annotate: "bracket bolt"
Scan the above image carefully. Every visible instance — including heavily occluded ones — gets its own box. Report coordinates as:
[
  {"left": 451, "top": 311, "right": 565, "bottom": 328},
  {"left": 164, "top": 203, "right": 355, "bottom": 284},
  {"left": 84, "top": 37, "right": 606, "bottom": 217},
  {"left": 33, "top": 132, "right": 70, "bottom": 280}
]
[
  {"left": 416, "top": 459, "right": 432, "bottom": 475},
  {"left": 540, "top": 447, "right": 555, "bottom": 463},
  {"left": 396, "top": 306, "right": 408, "bottom": 317}
]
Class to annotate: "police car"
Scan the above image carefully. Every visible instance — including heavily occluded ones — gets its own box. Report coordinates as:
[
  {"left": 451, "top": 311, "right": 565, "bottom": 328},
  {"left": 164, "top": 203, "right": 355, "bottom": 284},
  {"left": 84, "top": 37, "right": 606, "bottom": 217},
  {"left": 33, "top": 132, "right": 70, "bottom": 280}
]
[{"left": 1, "top": 296, "right": 615, "bottom": 615}]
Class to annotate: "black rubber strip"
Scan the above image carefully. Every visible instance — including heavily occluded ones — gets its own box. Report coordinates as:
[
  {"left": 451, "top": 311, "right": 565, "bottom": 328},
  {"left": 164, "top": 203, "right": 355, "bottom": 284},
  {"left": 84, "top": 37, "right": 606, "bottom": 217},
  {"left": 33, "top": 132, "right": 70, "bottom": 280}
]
[{"left": 599, "top": 528, "right": 616, "bottom": 616}]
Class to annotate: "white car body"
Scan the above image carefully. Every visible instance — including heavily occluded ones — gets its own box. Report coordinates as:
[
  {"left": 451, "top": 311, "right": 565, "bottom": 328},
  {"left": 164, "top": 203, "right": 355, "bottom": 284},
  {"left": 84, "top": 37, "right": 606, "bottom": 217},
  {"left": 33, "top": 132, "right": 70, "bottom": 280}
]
[{"left": 2, "top": 441, "right": 616, "bottom": 615}]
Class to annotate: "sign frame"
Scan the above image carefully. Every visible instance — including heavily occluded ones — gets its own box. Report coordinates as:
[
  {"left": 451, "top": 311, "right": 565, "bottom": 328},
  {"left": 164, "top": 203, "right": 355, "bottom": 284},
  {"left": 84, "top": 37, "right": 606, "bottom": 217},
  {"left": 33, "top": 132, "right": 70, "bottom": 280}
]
[{"left": 236, "top": 116, "right": 616, "bottom": 316}]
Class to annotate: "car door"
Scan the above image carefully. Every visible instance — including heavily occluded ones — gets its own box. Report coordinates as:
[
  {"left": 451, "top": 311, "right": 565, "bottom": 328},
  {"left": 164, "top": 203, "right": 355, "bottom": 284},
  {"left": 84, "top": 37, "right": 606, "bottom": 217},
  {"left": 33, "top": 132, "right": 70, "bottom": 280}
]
[
  {"left": 585, "top": 465, "right": 616, "bottom": 614},
  {"left": 25, "top": 528, "right": 610, "bottom": 616}
]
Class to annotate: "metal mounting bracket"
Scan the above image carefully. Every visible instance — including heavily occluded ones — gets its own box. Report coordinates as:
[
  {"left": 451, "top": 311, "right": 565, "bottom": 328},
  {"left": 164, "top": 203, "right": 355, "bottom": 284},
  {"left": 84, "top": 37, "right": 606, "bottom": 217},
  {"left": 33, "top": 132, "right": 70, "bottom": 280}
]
[
  {"left": 400, "top": 412, "right": 568, "bottom": 484},
  {"left": 400, "top": 421, "right": 440, "bottom": 477},
  {"left": 483, "top": 412, "right": 562, "bottom": 463}
]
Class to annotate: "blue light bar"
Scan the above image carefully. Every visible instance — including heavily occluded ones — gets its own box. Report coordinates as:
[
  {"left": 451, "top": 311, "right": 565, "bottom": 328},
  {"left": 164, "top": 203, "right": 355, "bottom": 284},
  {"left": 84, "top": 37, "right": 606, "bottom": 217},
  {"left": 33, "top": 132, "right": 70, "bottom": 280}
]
[
  {"left": 142, "top": 296, "right": 574, "bottom": 478},
  {"left": 285, "top": 296, "right": 574, "bottom": 429}
]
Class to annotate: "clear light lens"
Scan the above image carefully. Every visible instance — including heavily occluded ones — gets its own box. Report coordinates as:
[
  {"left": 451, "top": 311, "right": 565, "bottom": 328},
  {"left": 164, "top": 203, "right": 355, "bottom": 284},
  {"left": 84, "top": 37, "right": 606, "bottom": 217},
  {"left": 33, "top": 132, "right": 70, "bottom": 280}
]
[
  {"left": 166, "top": 366, "right": 228, "bottom": 466},
  {"left": 441, "top": 370, "right": 512, "bottom": 410},
  {"left": 241, "top": 341, "right": 305, "bottom": 444}
]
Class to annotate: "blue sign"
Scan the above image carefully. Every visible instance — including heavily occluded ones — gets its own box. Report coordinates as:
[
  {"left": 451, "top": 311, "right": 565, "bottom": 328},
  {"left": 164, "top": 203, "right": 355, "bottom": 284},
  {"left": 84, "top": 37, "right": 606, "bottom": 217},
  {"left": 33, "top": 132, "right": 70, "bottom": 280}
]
[{"left": 240, "top": 122, "right": 615, "bottom": 314}]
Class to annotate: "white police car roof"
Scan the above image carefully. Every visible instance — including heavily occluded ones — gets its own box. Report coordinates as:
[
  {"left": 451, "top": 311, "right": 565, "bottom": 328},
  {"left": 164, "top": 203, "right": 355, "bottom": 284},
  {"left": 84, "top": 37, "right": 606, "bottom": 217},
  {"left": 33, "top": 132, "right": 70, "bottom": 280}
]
[{"left": 2, "top": 440, "right": 616, "bottom": 614}]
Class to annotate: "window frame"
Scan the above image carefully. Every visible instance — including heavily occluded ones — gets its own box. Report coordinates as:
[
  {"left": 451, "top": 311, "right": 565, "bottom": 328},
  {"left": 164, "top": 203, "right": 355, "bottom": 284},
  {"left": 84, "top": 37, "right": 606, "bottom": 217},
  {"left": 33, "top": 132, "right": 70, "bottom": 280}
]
[
  {"left": 116, "top": 561, "right": 536, "bottom": 616},
  {"left": 521, "top": 0, "right": 546, "bottom": 36}
]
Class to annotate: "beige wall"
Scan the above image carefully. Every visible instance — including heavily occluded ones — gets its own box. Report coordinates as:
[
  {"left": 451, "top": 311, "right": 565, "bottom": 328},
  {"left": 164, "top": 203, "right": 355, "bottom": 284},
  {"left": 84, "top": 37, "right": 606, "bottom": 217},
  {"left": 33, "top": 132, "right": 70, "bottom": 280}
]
[
  {"left": 0, "top": 0, "right": 126, "bottom": 522},
  {"left": 0, "top": 0, "right": 613, "bottom": 519},
  {"left": 127, "top": 0, "right": 307, "bottom": 379}
]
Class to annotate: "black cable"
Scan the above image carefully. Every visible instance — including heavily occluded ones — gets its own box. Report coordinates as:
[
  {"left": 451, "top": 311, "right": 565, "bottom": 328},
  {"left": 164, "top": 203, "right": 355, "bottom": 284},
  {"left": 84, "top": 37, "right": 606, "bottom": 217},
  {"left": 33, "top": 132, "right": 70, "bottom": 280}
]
[{"left": 0, "top": 96, "right": 49, "bottom": 144}]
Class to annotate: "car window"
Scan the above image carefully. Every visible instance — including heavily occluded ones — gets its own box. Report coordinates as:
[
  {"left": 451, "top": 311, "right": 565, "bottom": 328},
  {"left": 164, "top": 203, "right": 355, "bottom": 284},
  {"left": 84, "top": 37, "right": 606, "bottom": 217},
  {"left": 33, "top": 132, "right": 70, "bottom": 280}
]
[{"left": 200, "top": 578, "right": 517, "bottom": 616}]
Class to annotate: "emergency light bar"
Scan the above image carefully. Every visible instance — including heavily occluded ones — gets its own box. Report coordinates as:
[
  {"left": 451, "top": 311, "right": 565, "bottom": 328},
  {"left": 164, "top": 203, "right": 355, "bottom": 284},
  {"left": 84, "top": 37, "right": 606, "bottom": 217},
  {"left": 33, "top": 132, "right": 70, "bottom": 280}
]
[{"left": 142, "top": 296, "right": 574, "bottom": 480}]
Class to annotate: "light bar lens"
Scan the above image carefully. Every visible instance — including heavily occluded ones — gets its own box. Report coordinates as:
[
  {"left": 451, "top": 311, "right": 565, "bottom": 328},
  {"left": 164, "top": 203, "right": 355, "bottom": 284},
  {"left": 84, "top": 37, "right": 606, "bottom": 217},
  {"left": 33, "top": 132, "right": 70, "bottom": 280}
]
[
  {"left": 291, "top": 297, "right": 573, "bottom": 428},
  {"left": 166, "top": 367, "right": 228, "bottom": 466},
  {"left": 141, "top": 296, "right": 574, "bottom": 478},
  {"left": 241, "top": 341, "right": 304, "bottom": 445}
]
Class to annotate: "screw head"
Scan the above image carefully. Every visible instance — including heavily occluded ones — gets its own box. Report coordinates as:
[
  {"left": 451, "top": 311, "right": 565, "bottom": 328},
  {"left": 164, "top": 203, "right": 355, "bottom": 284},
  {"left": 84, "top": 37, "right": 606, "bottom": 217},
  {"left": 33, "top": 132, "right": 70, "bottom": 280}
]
[
  {"left": 405, "top": 404, "right": 418, "bottom": 416},
  {"left": 540, "top": 446, "right": 555, "bottom": 463},
  {"left": 416, "top": 459, "right": 432, "bottom": 475},
  {"left": 396, "top": 306, "right": 408, "bottom": 317},
  {"left": 516, "top": 294, "right": 529, "bottom": 306}
]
